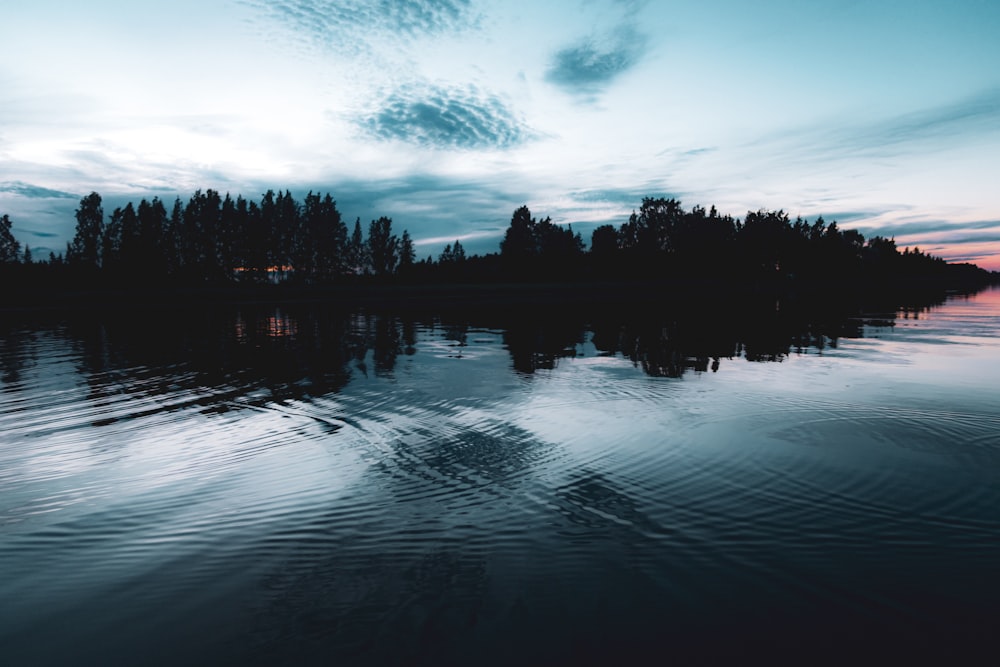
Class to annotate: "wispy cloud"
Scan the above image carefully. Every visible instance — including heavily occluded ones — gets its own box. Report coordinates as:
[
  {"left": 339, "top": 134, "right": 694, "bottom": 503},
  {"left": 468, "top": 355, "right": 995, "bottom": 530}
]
[
  {"left": 287, "top": 172, "right": 530, "bottom": 255},
  {"left": 845, "top": 217, "right": 1000, "bottom": 267},
  {"left": 568, "top": 184, "right": 676, "bottom": 208},
  {"left": 0, "top": 181, "right": 78, "bottom": 199},
  {"left": 240, "top": 0, "right": 480, "bottom": 53},
  {"left": 797, "top": 210, "right": 881, "bottom": 225},
  {"left": 358, "top": 83, "right": 531, "bottom": 149},
  {"left": 613, "top": 0, "right": 649, "bottom": 17},
  {"left": 378, "top": 0, "right": 476, "bottom": 36},
  {"left": 855, "top": 218, "right": 1000, "bottom": 240},
  {"left": 924, "top": 232, "right": 1000, "bottom": 246},
  {"left": 861, "top": 88, "right": 1000, "bottom": 150},
  {"left": 934, "top": 248, "right": 1000, "bottom": 266},
  {"left": 760, "top": 88, "right": 1000, "bottom": 164},
  {"left": 546, "top": 25, "right": 648, "bottom": 97}
]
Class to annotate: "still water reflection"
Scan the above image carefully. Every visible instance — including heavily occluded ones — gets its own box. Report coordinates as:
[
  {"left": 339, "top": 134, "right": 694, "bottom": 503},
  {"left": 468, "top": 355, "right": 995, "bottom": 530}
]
[{"left": 2, "top": 289, "right": 999, "bottom": 664}]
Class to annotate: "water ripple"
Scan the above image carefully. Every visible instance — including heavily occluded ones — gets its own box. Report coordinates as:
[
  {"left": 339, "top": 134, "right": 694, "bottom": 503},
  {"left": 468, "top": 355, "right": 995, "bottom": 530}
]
[{"left": 3, "top": 295, "right": 1000, "bottom": 664}]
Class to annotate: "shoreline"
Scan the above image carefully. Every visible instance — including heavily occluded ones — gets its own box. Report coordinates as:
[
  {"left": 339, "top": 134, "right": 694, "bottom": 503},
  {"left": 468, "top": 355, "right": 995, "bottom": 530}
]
[{"left": 2, "top": 276, "right": 993, "bottom": 316}]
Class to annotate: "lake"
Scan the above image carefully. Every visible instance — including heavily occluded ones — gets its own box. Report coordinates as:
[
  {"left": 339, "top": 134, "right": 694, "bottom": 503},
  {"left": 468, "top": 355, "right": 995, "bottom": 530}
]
[{"left": 2, "top": 287, "right": 999, "bottom": 665}]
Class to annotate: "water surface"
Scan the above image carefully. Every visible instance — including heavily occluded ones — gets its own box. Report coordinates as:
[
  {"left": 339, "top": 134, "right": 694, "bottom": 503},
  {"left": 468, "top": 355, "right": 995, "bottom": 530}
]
[{"left": 2, "top": 289, "right": 999, "bottom": 664}]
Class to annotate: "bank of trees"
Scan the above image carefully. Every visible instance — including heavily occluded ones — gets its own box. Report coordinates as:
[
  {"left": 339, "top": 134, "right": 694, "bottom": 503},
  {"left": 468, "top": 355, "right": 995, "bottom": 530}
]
[
  {"left": 0, "top": 191, "right": 995, "bottom": 293},
  {"left": 52, "top": 189, "right": 415, "bottom": 285},
  {"left": 586, "top": 197, "right": 993, "bottom": 291}
]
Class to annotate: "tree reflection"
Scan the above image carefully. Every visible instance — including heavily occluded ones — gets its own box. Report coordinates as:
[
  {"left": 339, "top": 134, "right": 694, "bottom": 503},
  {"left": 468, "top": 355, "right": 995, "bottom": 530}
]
[
  {"left": 491, "top": 292, "right": 953, "bottom": 378},
  {"left": 591, "top": 312, "right": 738, "bottom": 378},
  {"left": 0, "top": 323, "right": 36, "bottom": 386},
  {"left": 13, "top": 288, "right": 963, "bottom": 417},
  {"left": 56, "top": 305, "right": 417, "bottom": 415},
  {"left": 500, "top": 312, "right": 584, "bottom": 375}
]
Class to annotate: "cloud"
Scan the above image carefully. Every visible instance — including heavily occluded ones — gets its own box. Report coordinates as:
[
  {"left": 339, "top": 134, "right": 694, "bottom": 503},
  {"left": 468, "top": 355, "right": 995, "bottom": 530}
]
[
  {"left": 865, "top": 88, "right": 1000, "bottom": 148},
  {"left": 766, "top": 87, "right": 1000, "bottom": 164},
  {"left": 926, "top": 233, "right": 1000, "bottom": 245},
  {"left": 358, "top": 84, "right": 531, "bottom": 149},
  {"left": 377, "top": 0, "right": 476, "bottom": 36},
  {"left": 568, "top": 184, "right": 676, "bottom": 208},
  {"left": 799, "top": 210, "right": 881, "bottom": 225},
  {"left": 546, "top": 25, "right": 648, "bottom": 96},
  {"left": 240, "top": 0, "right": 479, "bottom": 53},
  {"left": 0, "top": 181, "right": 78, "bottom": 199},
  {"left": 855, "top": 218, "right": 1000, "bottom": 239},
  {"left": 614, "top": 0, "right": 648, "bottom": 16},
  {"left": 938, "top": 249, "right": 1000, "bottom": 266},
  {"left": 282, "top": 173, "right": 529, "bottom": 256},
  {"left": 891, "top": 229, "right": 1000, "bottom": 246}
]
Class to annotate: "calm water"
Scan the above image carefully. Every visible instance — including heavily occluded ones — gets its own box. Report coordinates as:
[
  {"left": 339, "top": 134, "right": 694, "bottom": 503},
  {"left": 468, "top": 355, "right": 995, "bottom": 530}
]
[{"left": 2, "top": 289, "right": 999, "bottom": 664}]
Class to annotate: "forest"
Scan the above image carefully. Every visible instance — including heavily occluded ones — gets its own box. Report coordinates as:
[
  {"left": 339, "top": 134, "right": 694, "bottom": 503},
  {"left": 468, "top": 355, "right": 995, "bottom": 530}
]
[{"left": 1, "top": 189, "right": 996, "bottom": 299}]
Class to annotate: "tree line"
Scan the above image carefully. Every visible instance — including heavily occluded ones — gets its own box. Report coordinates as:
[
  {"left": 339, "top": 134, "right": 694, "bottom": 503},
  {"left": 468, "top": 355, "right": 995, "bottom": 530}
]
[
  {"left": 1, "top": 191, "right": 995, "bottom": 293},
  {"left": 583, "top": 198, "right": 995, "bottom": 291},
  {"left": 56, "top": 189, "right": 416, "bottom": 284}
]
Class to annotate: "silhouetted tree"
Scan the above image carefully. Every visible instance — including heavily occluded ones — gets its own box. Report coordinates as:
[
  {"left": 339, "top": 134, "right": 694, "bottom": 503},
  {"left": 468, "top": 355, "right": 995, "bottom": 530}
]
[
  {"left": 590, "top": 224, "right": 619, "bottom": 257},
  {"left": 672, "top": 204, "right": 736, "bottom": 276},
  {"left": 439, "top": 239, "right": 466, "bottom": 264},
  {"left": 272, "top": 190, "right": 298, "bottom": 280},
  {"left": 118, "top": 202, "right": 140, "bottom": 273},
  {"left": 398, "top": 230, "right": 416, "bottom": 274},
  {"left": 101, "top": 205, "right": 123, "bottom": 273},
  {"left": 736, "top": 209, "right": 792, "bottom": 283},
  {"left": 13, "top": 185, "right": 994, "bottom": 296},
  {"left": 237, "top": 197, "right": 268, "bottom": 283},
  {"left": 179, "top": 189, "right": 224, "bottom": 282},
  {"left": 537, "top": 218, "right": 583, "bottom": 262},
  {"left": 68, "top": 192, "right": 104, "bottom": 269},
  {"left": 136, "top": 198, "right": 168, "bottom": 282},
  {"left": 163, "top": 197, "right": 183, "bottom": 277},
  {"left": 619, "top": 197, "right": 684, "bottom": 257},
  {"left": 315, "top": 193, "right": 349, "bottom": 279},
  {"left": 217, "top": 194, "right": 240, "bottom": 279},
  {"left": 346, "top": 218, "right": 366, "bottom": 275},
  {"left": 367, "top": 216, "right": 398, "bottom": 277},
  {"left": 257, "top": 190, "right": 278, "bottom": 278},
  {"left": 299, "top": 191, "right": 347, "bottom": 282},
  {"left": 500, "top": 205, "right": 583, "bottom": 280},
  {"left": 0, "top": 214, "right": 21, "bottom": 264},
  {"left": 500, "top": 206, "right": 537, "bottom": 264}
]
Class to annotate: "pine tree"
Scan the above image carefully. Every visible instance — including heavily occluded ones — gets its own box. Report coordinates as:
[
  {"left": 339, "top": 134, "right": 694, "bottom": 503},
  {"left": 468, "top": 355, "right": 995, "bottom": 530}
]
[
  {"left": 0, "top": 214, "right": 21, "bottom": 264},
  {"left": 68, "top": 192, "right": 103, "bottom": 268},
  {"left": 347, "top": 218, "right": 365, "bottom": 275},
  {"left": 399, "top": 230, "right": 416, "bottom": 271},
  {"left": 367, "top": 217, "right": 398, "bottom": 276}
]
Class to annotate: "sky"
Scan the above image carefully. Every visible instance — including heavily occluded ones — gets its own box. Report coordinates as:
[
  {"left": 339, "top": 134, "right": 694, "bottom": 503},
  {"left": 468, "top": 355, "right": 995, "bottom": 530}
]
[{"left": 2, "top": 0, "right": 999, "bottom": 268}]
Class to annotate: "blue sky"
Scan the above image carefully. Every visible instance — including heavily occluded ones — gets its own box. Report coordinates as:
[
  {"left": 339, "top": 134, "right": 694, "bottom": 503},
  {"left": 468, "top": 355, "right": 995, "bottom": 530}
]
[{"left": 2, "top": 0, "right": 999, "bottom": 267}]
